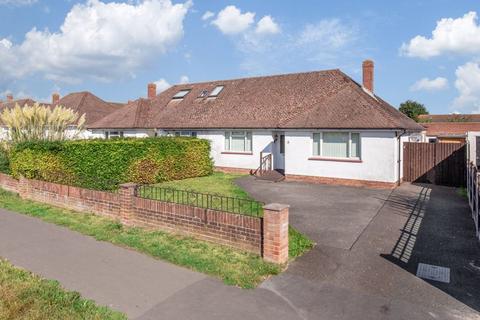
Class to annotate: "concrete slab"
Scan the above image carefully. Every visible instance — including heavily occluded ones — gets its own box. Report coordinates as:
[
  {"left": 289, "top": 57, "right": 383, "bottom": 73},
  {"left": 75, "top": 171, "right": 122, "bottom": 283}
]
[{"left": 236, "top": 176, "right": 391, "bottom": 249}]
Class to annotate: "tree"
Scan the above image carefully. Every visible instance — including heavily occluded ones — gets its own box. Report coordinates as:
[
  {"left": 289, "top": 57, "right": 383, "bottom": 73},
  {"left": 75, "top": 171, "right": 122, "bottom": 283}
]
[
  {"left": 0, "top": 103, "right": 85, "bottom": 143},
  {"left": 399, "top": 100, "right": 428, "bottom": 122}
]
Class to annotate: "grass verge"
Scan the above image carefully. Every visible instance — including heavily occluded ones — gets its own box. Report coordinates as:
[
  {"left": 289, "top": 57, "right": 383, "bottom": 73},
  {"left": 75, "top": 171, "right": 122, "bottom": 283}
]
[
  {"left": 0, "top": 258, "right": 125, "bottom": 320},
  {"left": 0, "top": 189, "right": 280, "bottom": 289}
]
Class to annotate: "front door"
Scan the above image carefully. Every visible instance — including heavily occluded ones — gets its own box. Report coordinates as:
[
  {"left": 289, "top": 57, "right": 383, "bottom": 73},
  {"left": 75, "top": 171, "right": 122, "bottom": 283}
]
[{"left": 274, "top": 133, "right": 285, "bottom": 170}]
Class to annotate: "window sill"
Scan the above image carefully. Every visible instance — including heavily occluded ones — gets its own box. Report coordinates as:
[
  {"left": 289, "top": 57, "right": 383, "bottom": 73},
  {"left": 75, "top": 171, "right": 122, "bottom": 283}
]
[
  {"left": 308, "top": 157, "right": 362, "bottom": 163},
  {"left": 221, "top": 151, "right": 253, "bottom": 155}
]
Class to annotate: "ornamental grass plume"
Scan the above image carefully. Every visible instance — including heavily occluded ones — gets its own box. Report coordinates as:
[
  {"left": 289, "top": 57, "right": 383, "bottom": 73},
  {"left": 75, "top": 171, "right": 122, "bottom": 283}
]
[{"left": 0, "top": 103, "right": 85, "bottom": 143}]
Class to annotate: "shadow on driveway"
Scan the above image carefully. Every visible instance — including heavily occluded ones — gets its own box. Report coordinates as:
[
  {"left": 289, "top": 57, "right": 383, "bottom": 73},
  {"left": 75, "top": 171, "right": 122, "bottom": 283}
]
[{"left": 381, "top": 183, "right": 480, "bottom": 312}]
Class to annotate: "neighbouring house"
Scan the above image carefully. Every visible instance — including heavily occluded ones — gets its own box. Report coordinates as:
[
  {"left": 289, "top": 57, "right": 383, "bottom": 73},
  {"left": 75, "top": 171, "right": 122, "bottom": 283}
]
[
  {"left": 418, "top": 114, "right": 480, "bottom": 143},
  {"left": 0, "top": 91, "right": 123, "bottom": 140},
  {"left": 89, "top": 60, "right": 423, "bottom": 188}
]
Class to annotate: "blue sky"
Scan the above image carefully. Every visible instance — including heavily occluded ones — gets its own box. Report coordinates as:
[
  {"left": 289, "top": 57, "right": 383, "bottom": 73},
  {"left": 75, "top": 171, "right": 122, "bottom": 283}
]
[{"left": 0, "top": 0, "right": 479, "bottom": 114}]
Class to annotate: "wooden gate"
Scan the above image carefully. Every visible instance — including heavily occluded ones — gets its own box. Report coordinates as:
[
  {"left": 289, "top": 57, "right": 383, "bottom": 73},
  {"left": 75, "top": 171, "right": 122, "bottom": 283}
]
[{"left": 403, "top": 142, "right": 466, "bottom": 187}]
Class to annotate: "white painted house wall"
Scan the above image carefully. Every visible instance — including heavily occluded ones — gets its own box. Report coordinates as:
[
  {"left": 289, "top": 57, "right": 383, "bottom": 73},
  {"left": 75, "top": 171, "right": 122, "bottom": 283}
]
[
  {"left": 467, "top": 131, "right": 480, "bottom": 166},
  {"left": 285, "top": 131, "right": 398, "bottom": 183}
]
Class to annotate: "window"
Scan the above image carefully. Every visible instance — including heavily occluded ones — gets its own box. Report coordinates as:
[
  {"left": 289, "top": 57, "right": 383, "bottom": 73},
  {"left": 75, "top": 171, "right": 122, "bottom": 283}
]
[
  {"left": 105, "top": 131, "right": 124, "bottom": 139},
  {"left": 172, "top": 89, "right": 190, "bottom": 99},
  {"left": 209, "top": 85, "right": 224, "bottom": 97},
  {"left": 225, "top": 131, "right": 252, "bottom": 152},
  {"left": 173, "top": 131, "right": 197, "bottom": 137},
  {"left": 198, "top": 90, "right": 209, "bottom": 98},
  {"left": 313, "top": 132, "right": 360, "bottom": 159}
]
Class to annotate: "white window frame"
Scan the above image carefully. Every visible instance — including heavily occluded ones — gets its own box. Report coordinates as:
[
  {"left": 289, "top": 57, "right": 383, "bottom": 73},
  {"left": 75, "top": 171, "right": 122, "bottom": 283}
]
[
  {"left": 173, "top": 131, "right": 197, "bottom": 137},
  {"left": 105, "top": 130, "right": 124, "bottom": 139},
  {"left": 312, "top": 131, "right": 361, "bottom": 159},
  {"left": 224, "top": 131, "right": 252, "bottom": 153}
]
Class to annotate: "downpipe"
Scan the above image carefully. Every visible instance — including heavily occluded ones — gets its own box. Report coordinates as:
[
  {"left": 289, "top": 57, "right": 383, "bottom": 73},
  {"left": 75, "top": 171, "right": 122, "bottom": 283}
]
[{"left": 397, "top": 130, "right": 407, "bottom": 186}]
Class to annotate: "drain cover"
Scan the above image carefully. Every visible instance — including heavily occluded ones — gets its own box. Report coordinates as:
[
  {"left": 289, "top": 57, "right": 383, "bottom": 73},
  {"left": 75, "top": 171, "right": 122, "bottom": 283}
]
[{"left": 416, "top": 263, "right": 450, "bottom": 283}]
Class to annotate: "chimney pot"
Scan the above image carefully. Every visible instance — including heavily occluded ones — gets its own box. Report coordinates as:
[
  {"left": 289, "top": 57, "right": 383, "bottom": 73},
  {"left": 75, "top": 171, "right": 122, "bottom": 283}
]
[
  {"left": 6, "top": 94, "right": 13, "bottom": 102},
  {"left": 362, "top": 60, "right": 374, "bottom": 93},
  {"left": 52, "top": 93, "right": 60, "bottom": 105},
  {"left": 148, "top": 83, "right": 157, "bottom": 99}
]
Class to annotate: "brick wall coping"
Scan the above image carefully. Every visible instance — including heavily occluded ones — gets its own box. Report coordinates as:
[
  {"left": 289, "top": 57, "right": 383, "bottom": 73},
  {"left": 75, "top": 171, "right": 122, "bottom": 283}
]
[{"left": 263, "top": 203, "right": 290, "bottom": 211}]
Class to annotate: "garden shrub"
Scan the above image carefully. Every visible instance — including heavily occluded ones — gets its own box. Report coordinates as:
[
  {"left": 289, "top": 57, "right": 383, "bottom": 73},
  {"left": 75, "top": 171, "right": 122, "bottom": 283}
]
[
  {"left": 0, "top": 143, "right": 10, "bottom": 174},
  {"left": 10, "top": 137, "right": 213, "bottom": 190}
]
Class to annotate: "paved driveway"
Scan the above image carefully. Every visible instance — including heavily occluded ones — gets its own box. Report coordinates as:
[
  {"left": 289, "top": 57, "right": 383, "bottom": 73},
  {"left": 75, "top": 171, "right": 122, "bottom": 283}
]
[{"left": 236, "top": 176, "right": 392, "bottom": 249}]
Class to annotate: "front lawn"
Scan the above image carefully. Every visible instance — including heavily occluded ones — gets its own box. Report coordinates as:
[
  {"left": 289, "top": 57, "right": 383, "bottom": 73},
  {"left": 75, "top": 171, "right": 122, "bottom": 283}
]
[
  {"left": 153, "top": 172, "right": 314, "bottom": 259},
  {"left": 0, "top": 189, "right": 280, "bottom": 289},
  {"left": 0, "top": 259, "right": 125, "bottom": 320}
]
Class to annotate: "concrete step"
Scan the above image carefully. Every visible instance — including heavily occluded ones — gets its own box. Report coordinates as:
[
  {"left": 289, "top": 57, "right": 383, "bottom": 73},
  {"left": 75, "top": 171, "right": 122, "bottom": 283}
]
[{"left": 255, "top": 170, "right": 285, "bottom": 182}]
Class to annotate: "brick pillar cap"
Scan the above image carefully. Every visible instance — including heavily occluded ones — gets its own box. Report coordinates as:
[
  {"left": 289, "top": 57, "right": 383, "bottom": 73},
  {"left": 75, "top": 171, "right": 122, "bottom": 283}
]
[
  {"left": 119, "top": 182, "right": 138, "bottom": 188},
  {"left": 263, "top": 203, "right": 289, "bottom": 211}
]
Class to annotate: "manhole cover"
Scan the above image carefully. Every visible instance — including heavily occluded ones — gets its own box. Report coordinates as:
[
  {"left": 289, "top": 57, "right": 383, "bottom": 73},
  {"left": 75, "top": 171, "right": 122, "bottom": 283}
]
[{"left": 416, "top": 263, "right": 450, "bottom": 283}]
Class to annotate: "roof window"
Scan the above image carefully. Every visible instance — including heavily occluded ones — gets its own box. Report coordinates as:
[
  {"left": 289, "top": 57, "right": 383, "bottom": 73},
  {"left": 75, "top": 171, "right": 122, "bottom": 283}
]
[
  {"left": 209, "top": 85, "right": 224, "bottom": 97},
  {"left": 198, "top": 90, "right": 209, "bottom": 98},
  {"left": 172, "top": 89, "right": 190, "bottom": 99}
]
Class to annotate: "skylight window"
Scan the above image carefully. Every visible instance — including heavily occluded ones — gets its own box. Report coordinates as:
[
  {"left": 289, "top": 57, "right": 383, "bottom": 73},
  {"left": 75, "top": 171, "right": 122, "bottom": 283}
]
[
  {"left": 209, "top": 85, "right": 224, "bottom": 97},
  {"left": 172, "top": 89, "right": 190, "bottom": 99},
  {"left": 198, "top": 90, "right": 209, "bottom": 98}
]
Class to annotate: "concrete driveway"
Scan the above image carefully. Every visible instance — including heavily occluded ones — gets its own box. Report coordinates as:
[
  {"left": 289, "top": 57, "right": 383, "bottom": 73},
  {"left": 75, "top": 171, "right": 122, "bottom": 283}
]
[{"left": 236, "top": 176, "right": 392, "bottom": 249}]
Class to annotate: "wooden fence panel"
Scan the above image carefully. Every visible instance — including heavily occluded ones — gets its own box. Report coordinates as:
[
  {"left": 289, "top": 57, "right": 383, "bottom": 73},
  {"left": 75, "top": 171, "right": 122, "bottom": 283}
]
[{"left": 403, "top": 142, "right": 466, "bottom": 187}]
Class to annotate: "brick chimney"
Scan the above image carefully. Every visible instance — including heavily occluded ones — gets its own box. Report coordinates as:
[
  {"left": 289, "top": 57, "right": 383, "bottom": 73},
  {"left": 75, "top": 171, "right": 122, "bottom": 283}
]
[
  {"left": 52, "top": 93, "right": 60, "bottom": 105},
  {"left": 148, "top": 83, "right": 156, "bottom": 99},
  {"left": 6, "top": 94, "right": 13, "bottom": 102},
  {"left": 362, "top": 60, "right": 374, "bottom": 93}
]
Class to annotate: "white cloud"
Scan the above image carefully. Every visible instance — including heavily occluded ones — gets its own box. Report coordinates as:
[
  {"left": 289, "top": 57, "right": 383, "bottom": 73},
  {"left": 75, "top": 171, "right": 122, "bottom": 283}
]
[
  {"left": 212, "top": 5, "right": 255, "bottom": 35},
  {"left": 202, "top": 10, "right": 214, "bottom": 21},
  {"left": 255, "top": 15, "right": 280, "bottom": 35},
  {"left": 179, "top": 75, "right": 189, "bottom": 83},
  {"left": 0, "top": 38, "right": 12, "bottom": 49},
  {"left": 238, "top": 19, "right": 360, "bottom": 74},
  {"left": 0, "top": 0, "right": 37, "bottom": 6},
  {"left": 154, "top": 78, "right": 171, "bottom": 93},
  {"left": 401, "top": 11, "right": 480, "bottom": 58},
  {"left": 453, "top": 62, "right": 480, "bottom": 112},
  {"left": 0, "top": 0, "right": 191, "bottom": 84},
  {"left": 410, "top": 77, "right": 448, "bottom": 91}
]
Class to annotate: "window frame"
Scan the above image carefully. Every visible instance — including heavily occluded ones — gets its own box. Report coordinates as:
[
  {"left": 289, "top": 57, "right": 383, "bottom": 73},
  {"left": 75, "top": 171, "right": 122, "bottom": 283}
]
[
  {"left": 173, "top": 131, "right": 197, "bottom": 137},
  {"left": 224, "top": 131, "right": 252, "bottom": 153},
  {"left": 312, "top": 131, "right": 361, "bottom": 160},
  {"left": 172, "top": 89, "right": 191, "bottom": 99},
  {"left": 209, "top": 85, "right": 224, "bottom": 97}
]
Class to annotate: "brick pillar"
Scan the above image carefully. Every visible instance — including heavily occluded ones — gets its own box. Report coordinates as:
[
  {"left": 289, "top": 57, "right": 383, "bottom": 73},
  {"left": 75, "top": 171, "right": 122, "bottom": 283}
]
[
  {"left": 119, "top": 183, "right": 137, "bottom": 225},
  {"left": 18, "top": 176, "right": 28, "bottom": 199},
  {"left": 262, "top": 203, "right": 289, "bottom": 264}
]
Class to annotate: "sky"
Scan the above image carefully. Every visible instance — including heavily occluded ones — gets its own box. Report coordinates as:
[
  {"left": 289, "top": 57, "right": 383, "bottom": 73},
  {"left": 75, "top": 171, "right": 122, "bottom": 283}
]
[{"left": 0, "top": 0, "right": 479, "bottom": 115}]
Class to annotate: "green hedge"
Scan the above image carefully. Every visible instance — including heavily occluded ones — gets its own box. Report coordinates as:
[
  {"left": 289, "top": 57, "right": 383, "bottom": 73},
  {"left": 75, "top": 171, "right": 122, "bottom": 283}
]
[{"left": 10, "top": 138, "right": 213, "bottom": 190}]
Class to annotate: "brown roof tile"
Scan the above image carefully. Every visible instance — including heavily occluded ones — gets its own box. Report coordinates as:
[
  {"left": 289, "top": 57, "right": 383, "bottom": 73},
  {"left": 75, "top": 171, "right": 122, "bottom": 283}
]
[
  {"left": 418, "top": 114, "right": 480, "bottom": 123},
  {"left": 89, "top": 70, "right": 423, "bottom": 131},
  {"left": 422, "top": 122, "right": 480, "bottom": 137}
]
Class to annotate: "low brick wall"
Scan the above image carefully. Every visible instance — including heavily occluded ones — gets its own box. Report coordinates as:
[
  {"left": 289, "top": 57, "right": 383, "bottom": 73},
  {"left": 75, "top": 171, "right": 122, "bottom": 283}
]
[
  {"left": 0, "top": 174, "right": 289, "bottom": 264},
  {"left": 0, "top": 173, "right": 19, "bottom": 193},
  {"left": 21, "top": 178, "right": 120, "bottom": 219},
  {"left": 132, "top": 196, "right": 262, "bottom": 254}
]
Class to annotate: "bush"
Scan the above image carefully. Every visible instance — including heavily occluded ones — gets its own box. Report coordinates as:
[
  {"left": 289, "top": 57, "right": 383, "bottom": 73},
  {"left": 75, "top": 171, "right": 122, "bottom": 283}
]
[
  {"left": 0, "top": 143, "right": 11, "bottom": 174},
  {"left": 10, "top": 137, "right": 213, "bottom": 190}
]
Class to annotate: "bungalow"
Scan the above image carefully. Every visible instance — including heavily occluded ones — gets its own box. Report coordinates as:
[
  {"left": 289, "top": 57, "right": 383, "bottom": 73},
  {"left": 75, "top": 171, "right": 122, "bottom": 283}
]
[
  {"left": 0, "top": 91, "right": 123, "bottom": 140},
  {"left": 418, "top": 114, "right": 480, "bottom": 143},
  {"left": 89, "top": 60, "right": 423, "bottom": 188}
]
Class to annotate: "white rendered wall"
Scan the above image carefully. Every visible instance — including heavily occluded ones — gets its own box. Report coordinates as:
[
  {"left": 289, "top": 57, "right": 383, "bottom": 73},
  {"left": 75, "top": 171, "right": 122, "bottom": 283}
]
[
  {"left": 467, "top": 131, "right": 480, "bottom": 166},
  {"left": 189, "top": 130, "right": 274, "bottom": 170},
  {"left": 284, "top": 131, "right": 398, "bottom": 183}
]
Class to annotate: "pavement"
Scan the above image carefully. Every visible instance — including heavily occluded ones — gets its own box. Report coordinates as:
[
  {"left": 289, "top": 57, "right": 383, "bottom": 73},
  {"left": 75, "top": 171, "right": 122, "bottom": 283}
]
[{"left": 1, "top": 180, "right": 479, "bottom": 319}]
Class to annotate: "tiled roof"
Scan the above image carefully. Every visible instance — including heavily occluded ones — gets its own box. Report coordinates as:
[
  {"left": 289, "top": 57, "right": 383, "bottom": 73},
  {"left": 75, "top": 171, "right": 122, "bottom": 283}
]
[
  {"left": 418, "top": 114, "right": 480, "bottom": 123},
  {"left": 89, "top": 69, "right": 424, "bottom": 131},
  {"left": 55, "top": 92, "right": 123, "bottom": 125},
  {"left": 0, "top": 92, "right": 123, "bottom": 126},
  {"left": 422, "top": 122, "right": 480, "bottom": 137}
]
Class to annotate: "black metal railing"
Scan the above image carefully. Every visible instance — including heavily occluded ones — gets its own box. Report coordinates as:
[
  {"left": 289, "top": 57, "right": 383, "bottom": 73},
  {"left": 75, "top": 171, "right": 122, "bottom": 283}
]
[{"left": 136, "top": 185, "right": 264, "bottom": 217}]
